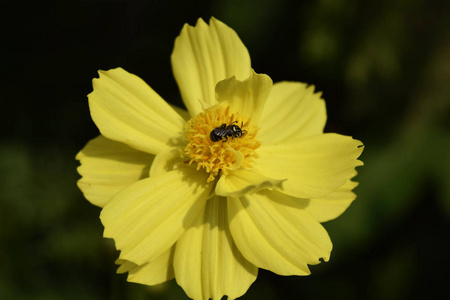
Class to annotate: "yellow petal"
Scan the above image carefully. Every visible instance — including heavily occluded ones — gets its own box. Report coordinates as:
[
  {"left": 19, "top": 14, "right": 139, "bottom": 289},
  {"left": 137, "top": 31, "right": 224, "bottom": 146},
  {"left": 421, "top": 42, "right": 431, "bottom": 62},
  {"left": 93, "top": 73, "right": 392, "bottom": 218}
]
[
  {"left": 303, "top": 175, "right": 359, "bottom": 223},
  {"left": 149, "top": 147, "right": 184, "bottom": 177},
  {"left": 215, "top": 70, "right": 272, "bottom": 124},
  {"left": 76, "top": 135, "right": 153, "bottom": 207},
  {"left": 215, "top": 168, "right": 284, "bottom": 198},
  {"left": 257, "top": 133, "right": 363, "bottom": 198},
  {"left": 258, "top": 82, "right": 326, "bottom": 144},
  {"left": 118, "top": 247, "right": 175, "bottom": 286},
  {"left": 101, "top": 168, "right": 214, "bottom": 265},
  {"left": 116, "top": 259, "right": 136, "bottom": 274},
  {"left": 228, "top": 190, "right": 332, "bottom": 276},
  {"left": 174, "top": 196, "right": 258, "bottom": 300},
  {"left": 170, "top": 104, "right": 190, "bottom": 121},
  {"left": 171, "top": 18, "right": 251, "bottom": 116},
  {"left": 89, "top": 67, "right": 186, "bottom": 155}
]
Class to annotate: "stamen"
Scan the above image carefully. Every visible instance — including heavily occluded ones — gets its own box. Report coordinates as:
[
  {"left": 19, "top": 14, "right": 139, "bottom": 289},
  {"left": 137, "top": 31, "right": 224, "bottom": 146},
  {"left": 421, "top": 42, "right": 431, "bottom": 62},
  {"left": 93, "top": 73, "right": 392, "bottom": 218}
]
[{"left": 184, "top": 105, "right": 261, "bottom": 182}]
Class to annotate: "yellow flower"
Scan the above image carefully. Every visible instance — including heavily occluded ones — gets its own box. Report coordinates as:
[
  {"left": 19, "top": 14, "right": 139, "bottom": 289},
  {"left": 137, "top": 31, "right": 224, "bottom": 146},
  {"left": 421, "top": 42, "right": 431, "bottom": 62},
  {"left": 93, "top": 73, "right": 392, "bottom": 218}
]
[{"left": 76, "top": 18, "right": 363, "bottom": 300}]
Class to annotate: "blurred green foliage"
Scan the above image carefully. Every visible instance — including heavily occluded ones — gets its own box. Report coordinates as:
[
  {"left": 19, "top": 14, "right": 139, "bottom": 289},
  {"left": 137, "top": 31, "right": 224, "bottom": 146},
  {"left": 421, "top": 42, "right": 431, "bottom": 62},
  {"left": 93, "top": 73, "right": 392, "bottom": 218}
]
[{"left": 1, "top": 0, "right": 449, "bottom": 299}]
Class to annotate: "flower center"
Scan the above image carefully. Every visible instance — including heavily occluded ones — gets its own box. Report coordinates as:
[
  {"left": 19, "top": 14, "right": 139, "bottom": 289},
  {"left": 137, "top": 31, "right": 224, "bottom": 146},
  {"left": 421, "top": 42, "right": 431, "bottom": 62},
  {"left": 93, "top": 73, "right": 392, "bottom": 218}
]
[{"left": 184, "top": 105, "right": 261, "bottom": 182}]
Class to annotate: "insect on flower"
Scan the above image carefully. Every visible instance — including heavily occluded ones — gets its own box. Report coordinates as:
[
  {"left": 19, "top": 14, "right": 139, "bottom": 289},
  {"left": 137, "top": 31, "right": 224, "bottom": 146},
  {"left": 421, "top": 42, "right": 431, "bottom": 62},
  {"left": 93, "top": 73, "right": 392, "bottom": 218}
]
[
  {"left": 76, "top": 17, "right": 364, "bottom": 300},
  {"left": 210, "top": 121, "right": 246, "bottom": 142}
]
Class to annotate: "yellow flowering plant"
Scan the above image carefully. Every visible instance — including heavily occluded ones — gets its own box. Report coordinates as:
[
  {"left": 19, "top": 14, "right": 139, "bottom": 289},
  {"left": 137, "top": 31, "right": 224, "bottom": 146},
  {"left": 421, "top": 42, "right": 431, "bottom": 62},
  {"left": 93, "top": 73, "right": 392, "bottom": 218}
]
[{"left": 77, "top": 18, "right": 363, "bottom": 300}]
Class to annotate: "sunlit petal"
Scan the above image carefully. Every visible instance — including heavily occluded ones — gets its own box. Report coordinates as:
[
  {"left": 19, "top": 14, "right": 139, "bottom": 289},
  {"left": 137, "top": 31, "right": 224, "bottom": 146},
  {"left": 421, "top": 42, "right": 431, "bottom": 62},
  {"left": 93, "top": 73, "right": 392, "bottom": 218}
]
[
  {"left": 259, "top": 82, "right": 326, "bottom": 144},
  {"left": 257, "top": 133, "right": 363, "bottom": 198},
  {"left": 228, "top": 190, "right": 332, "bottom": 276},
  {"left": 216, "top": 70, "right": 272, "bottom": 125},
  {"left": 215, "top": 168, "right": 284, "bottom": 198},
  {"left": 174, "top": 197, "right": 257, "bottom": 300},
  {"left": 101, "top": 168, "right": 213, "bottom": 265},
  {"left": 117, "top": 247, "right": 175, "bottom": 286},
  {"left": 89, "top": 68, "right": 186, "bottom": 154},
  {"left": 171, "top": 18, "right": 251, "bottom": 116},
  {"left": 303, "top": 172, "right": 359, "bottom": 222},
  {"left": 76, "top": 135, "right": 153, "bottom": 207}
]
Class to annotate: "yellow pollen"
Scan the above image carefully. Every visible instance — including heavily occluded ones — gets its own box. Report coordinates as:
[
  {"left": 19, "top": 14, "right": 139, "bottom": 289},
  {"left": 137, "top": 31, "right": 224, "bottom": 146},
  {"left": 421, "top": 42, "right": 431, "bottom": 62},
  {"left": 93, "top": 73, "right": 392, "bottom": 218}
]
[{"left": 184, "top": 105, "right": 261, "bottom": 182}]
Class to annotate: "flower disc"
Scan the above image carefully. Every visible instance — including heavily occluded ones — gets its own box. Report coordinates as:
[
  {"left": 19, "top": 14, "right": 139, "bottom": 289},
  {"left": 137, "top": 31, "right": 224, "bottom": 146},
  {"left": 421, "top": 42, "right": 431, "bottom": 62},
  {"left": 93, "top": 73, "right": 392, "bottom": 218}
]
[{"left": 184, "top": 105, "right": 261, "bottom": 182}]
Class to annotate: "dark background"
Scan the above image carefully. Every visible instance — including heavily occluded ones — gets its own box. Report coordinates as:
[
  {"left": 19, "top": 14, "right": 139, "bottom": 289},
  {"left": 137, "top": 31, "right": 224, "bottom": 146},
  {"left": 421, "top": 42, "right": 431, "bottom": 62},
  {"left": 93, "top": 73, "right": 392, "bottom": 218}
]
[{"left": 2, "top": 0, "right": 449, "bottom": 299}]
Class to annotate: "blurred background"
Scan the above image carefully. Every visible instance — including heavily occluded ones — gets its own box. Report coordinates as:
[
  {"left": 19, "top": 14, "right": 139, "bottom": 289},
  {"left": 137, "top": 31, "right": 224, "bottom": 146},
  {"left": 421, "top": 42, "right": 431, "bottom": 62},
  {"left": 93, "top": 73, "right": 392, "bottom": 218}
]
[{"left": 2, "top": 0, "right": 449, "bottom": 299}]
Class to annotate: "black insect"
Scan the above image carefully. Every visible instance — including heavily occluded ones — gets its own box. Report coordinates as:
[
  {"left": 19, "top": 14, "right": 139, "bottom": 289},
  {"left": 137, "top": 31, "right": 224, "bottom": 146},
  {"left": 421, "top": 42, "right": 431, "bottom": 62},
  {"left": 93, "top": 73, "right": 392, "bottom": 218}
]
[{"left": 210, "top": 121, "right": 246, "bottom": 142}]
